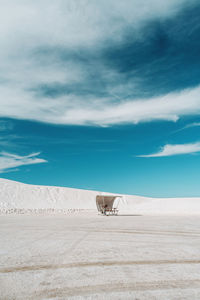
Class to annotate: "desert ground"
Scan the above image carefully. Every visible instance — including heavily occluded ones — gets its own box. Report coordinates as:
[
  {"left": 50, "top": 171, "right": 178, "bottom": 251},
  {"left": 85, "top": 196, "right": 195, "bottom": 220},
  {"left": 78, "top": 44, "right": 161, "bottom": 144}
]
[{"left": 1, "top": 213, "right": 200, "bottom": 300}]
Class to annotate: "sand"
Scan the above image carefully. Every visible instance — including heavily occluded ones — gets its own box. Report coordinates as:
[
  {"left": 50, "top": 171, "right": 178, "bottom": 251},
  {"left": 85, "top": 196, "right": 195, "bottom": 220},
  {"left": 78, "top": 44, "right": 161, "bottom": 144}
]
[
  {"left": 1, "top": 178, "right": 200, "bottom": 299},
  {"left": 1, "top": 178, "right": 200, "bottom": 215},
  {"left": 1, "top": 213, "right": 200, "bottom": 299}
]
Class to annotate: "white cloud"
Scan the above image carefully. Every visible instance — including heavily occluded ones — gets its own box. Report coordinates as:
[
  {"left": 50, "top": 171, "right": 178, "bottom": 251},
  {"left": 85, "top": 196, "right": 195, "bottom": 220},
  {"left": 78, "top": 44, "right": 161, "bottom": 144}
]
[
  {"left": 173, "top": 122, "right": 200, "bottom": 134},
  {"left": 1, "top": 84, "right": 200, "bottom": 126},
  {"left": 0, "top": 152, "right": 47, "bottom": 173},
  {"left": 0, "top": 0, "right": 186, "bottom": 48},
  {"left": 186, "top": 122, "right": 200, "bottom": 128},
  {"left": 0, "top": 0, "right": 196, "bottom": 127},
  {"left": 58, "top": 86, "right": 200, "bottom": 126},
  {"left": 138, "top": 142, "right": 200, "bottom": 157},
  {"left": 181, "top": 122, "right": 200, "bottom": 131}
]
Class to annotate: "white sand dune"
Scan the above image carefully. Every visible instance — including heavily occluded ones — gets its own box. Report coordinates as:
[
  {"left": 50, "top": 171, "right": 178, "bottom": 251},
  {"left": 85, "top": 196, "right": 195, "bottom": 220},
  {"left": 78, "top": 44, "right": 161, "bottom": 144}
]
[
  {"left": 0, "top": 178, "right": 200, "bottom": 215},
  {"left": 1, "top": 179, "right": 200, "bottom": 299}
]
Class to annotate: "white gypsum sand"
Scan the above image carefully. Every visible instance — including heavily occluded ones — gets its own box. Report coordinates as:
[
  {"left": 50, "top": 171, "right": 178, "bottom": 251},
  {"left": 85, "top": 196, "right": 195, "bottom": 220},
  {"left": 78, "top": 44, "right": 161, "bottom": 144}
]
[
  {"left": 0, "top": 215, "right": 200, "bottom": 299},
  {"left": 0, "top": 178, "right": 200, "bottom": 215},
  {"left": 0, "top": 178, "right": 200, "bottom": 299}
]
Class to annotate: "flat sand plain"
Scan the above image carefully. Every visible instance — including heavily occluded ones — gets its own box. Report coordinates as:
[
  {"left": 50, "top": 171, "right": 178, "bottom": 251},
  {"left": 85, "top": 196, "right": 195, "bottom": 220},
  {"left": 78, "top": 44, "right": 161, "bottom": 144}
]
[{"left": 0, "top": 213, "right": 200, "bottom": 299}]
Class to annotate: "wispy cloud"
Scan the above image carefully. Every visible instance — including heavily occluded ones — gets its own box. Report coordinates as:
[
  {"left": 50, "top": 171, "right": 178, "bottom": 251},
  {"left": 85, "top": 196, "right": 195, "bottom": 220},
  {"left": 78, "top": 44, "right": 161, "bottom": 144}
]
[
  {"left": 52, "top": 86, "right": 200, "bottom": 126},
  {"left": 185, "top": 122, "right": 200, "bottom": 129},
  {"left": 0, "top": 0, "right": 198, "bottom": 127},
  {"left": 138, "top": 142, "right": 200, "bottom": 157},
  {"left": 177, "top": 122, "right": 200, "bottom": 133},
  {"left": 1, "top": 84, "right": 200, "bottom": 126},
  {"left": 0, "top": 152, "right": 47, "bottom": 173}
]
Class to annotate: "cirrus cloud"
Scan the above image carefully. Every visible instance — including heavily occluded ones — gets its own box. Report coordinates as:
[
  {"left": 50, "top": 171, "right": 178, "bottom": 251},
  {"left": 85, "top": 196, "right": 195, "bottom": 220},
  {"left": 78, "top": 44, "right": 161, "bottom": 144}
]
[
  {"left": 0, "top": 0, "right": 199, "bottom": 127},
  {"left": 0, "top": 84, "right": 200, "bottom": 126},
  {"left": 138, "top": 142, "right": 200, "bottom": 157},
  {"left": 0, "top": 152, "right": 47, "bottom": 173}
]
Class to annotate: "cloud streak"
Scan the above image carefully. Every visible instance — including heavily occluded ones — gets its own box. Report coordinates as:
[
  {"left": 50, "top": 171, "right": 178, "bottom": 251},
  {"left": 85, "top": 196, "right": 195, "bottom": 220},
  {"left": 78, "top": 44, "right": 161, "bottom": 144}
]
[
  {"left": 0, "top": 0, "right": 199, "bottom": 127},
  {"left": 138, "top": 142, "right": 200, "bottom": 157},
  {"left": 177, "top": 122, "right": 200, "bottom": 132},
  {"left": 0, "top": 152, "right": 47, "bottom": 173},
  {"left": 1, "top": 84, "right": 200, "bottom": 126}
]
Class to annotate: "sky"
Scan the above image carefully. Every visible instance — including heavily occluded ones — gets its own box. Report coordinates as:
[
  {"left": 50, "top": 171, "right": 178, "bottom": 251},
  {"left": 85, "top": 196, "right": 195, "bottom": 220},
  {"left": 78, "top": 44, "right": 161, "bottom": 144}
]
[{"left": 1, "top": 0, "right": 200, "bottom": 197}]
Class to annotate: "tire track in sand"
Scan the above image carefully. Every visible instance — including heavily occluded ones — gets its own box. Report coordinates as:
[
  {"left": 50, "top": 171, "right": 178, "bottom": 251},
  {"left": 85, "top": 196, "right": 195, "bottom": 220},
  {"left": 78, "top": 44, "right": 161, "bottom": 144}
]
[
  {"left": 1, "top": 259, "right": 200, "bottom": 273},
  {"left": 34, "top": 279, "right": 200, "bottom": 298},
  {"left": 83, "top": 228, "right": 200, "bottom": 237}
]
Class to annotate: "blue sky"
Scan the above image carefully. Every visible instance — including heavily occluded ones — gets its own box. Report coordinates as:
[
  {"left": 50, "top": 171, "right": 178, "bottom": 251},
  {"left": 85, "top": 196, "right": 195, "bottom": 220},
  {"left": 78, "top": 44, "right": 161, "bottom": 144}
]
[{"left": 1, "top": 0, "right": 200, "bottom": 197}]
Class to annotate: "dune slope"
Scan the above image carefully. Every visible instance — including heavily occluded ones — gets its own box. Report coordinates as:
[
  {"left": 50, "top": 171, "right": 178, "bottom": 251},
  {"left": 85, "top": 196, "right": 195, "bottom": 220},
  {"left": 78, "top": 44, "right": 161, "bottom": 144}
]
[{"left": 0, "top": 178, "right": 199, "bottom": 215}]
